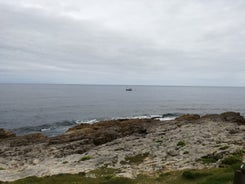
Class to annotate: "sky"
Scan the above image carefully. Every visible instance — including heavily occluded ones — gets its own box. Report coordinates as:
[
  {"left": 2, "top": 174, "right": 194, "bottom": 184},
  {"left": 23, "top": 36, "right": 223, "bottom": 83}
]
[{"left": 1, "top": 0, "right": 245, "bottom": 86}]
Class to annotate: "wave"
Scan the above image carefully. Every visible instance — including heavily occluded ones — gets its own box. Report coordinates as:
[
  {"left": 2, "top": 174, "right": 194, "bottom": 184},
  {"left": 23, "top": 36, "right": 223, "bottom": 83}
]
[
  {"left": 12, "top": 120, "right": 77, "bottom": 137},
  {"left": 12, "top": 113, "right": 181, "bottom": 137}
]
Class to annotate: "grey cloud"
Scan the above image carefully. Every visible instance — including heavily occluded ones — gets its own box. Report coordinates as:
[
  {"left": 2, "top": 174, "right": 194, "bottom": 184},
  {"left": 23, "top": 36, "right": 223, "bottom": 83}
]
[{"left": 1, "top": 1, "right": 245, "bottom": 86}]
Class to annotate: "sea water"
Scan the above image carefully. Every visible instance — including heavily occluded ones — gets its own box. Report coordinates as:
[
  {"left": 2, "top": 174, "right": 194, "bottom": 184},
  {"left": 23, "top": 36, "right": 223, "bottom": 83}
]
[{"left": 1, "top": 84, "right": 245, "bottom": 136}]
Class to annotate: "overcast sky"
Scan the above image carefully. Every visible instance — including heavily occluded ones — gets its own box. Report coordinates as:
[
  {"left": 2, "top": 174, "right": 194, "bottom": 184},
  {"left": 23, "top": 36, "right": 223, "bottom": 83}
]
[{"left": 1, "top": 0, "right": 245, "bottom": 86}]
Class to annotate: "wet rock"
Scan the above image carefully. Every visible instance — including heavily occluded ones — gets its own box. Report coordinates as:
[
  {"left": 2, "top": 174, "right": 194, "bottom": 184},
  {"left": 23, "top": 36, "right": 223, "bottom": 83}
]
[
  {"left": 49, "top": 119, "right": 154, "bottom": 145},
  {"left": 201, "top": 114, "right": 222, "bottom": 121},
  {"left": 176, "top": 114, "right": 200, "bottom": 121},
  {"left": 0, "top": 129, "right": 15, "bottom": 139},
  {"left": 220, "top": 112, "right": 245, "bottom": 124}
]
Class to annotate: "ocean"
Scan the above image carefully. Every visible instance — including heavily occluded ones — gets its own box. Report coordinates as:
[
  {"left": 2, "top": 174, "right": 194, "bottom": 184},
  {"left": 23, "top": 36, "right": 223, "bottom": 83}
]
[{"left": 1, "top": 84, "right": 245, "bottom": 136}]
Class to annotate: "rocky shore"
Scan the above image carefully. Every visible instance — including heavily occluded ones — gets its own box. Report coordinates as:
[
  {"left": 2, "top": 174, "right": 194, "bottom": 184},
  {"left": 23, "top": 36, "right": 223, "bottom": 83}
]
[{"left": 0, "top": 112, "right": 244, "bottom": 182}]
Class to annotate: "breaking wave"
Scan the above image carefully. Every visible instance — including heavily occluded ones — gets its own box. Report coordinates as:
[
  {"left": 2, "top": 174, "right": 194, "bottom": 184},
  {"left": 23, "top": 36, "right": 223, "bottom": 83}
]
[{"left": 12, "top": 113, "right": 181, "bottom": 137}]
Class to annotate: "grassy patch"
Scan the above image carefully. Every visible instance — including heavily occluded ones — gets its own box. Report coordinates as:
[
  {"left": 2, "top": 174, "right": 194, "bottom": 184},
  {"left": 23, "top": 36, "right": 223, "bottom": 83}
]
[
  {"left": 3, "top": 168, "right": 235, "bottom": 184},
  {"left": 182, "top": 170, "right": 212, "bottom": 180},
  {"left": 120, "top": 152, "right": 149, "bottom": 165},
  {"left": 222, "top": 156, "right": 242, "bottom": 166},
  {"left": 177, "top": 141, "right": 186, "bottom": 147},
  {"left": 89, "top": 167, "right": 119, "bottom": 177},
  {"left": 79, "top": 155, "right": 92, "bottom": 161},
  {"left": 0, "top": 167, "right": 5, "bottom": 170},
  {"left": 221, "top": 149, "right": 244, "bottom": 169},
  {"left": 198, "top": 152, "right": 223, "bottom": 164}
]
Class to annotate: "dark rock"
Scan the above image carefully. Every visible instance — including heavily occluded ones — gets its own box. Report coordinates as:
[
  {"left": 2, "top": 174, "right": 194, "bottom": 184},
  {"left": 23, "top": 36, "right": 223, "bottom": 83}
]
[
  {"left": 176, "top": 114, "right": 200, "bottom": 121},
  {"left": 229, "top": 128, "right": 240, "bottom": 134},
  {"left": 10, "top": 133, "right": 48, "bottom": 147},
  {"left": 0, "top": 128, "right": 16, "bottom": 139},
  {"left": 201, "top": 112, "right": 245, "bottom": 124},
  {"left": 201, "top": 114, "right": 222, "bottom": 121},
  {"left": 49, "top": 119, "right": 154, "bottom": 145},
  {"left": 220, "top": 112, "right": 245, "bottom": 124}
]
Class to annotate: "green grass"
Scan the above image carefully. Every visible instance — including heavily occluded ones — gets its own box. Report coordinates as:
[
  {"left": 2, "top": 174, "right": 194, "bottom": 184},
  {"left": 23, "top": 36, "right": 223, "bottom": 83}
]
[
  {"left": 177, "top": 141, "right": 186, "bottom": 147},
  {"left": 79, "top": 155, "right": 92, "bottom": 162},
  {"left": 198, "top": 153, "right": 222, "bottom": 164},
  {"left": 182, "top": 170, "right": 212, "bottom": 180},
  {"left": 89, "top": 167, "right": 119, "bottom": 177},
  {"left": 3, "top": 168, "right": 236, "bottom": 184},
  {"left": 120, "top": 153, "right": 149, "bottom": 165},
  {"left": 221, "top": 150, "right": 244, "bottom": 170}
]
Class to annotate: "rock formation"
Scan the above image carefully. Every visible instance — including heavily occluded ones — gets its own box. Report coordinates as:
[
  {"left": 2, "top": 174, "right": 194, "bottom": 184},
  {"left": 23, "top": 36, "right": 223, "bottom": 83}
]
[{"left": 0, "top": 112, "right": 244, "bottom": 182}]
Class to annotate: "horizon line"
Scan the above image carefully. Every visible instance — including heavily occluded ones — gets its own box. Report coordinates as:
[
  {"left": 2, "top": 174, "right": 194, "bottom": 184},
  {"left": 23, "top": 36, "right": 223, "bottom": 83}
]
[{"left": 0, "top": 82, "right": 244, "bottom": 88}]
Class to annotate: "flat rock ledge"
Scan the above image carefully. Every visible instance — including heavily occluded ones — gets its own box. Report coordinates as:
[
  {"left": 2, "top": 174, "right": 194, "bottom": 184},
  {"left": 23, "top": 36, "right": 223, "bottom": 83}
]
[{"left": 0, "top": 112, "right": 244, "bottom": 181}]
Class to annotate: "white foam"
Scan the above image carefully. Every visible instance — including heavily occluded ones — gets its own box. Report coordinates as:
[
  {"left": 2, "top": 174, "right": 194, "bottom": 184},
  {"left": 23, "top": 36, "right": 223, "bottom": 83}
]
[
  {"left": 75, "top": 119, "right": 98, "bottom": 124},
  {"left": 40, "top": 128, "right": 51, "bottom": 132},
  {"left": 158, "top": 117, "right": 176, "bottom": 121}
]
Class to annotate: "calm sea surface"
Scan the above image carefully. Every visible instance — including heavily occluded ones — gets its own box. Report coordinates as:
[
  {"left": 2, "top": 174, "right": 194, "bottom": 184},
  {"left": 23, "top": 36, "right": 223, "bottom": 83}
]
[{"left": 1, "top": 84, "right": 245, "bottom": 136}]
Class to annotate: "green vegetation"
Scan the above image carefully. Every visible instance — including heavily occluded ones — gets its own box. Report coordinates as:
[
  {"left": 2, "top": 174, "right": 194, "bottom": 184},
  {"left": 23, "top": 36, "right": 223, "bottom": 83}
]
[
  {"left": 221, "top": 150, "right": 244, "bottom": 168},
  {"left": 0, "top": 167, "right": 5, "bottom": 170},
  {"left": 120, "top": 152, "right": 149, "bottom": 165},
  {"left": 198, "top": 149, "right": 244, "bottom": 166},
  {"left": 89, "top": 167, "right": 119, "bottom": 178},
  {"left": 198, "top": 152, "right": 222, "bottom": 164},
  {"left": 177, "top": 141, "right": 186, "bottom": 147},
  {"left": 183, "top": 151, "right": 189, "bottom": 155},
  {"left": 222, "top": 156, "right": 242, "bottom": 166},
  {"left": 62, "top": 161, "right": 68, "bottom": 164},
  {"left": 4, "top": 168, "right": 235, "bottom": 184},
  {"left": 182, "top": 170, "right": 212, "bottom": 180},
  {"left": 155, "top": 140, "right": 163, "bottom": 143},
  {"left": 79, "top": 155, "right": 92, "bottom": 162},
  {"left": 219, "top": 145, "right": 229, "bottom": 150}
]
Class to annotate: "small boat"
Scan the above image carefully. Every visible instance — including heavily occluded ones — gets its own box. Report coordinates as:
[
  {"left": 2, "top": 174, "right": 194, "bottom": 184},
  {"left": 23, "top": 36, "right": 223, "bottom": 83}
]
[{"left": 126, "top": 88, "right": 133, "bottom": 91}]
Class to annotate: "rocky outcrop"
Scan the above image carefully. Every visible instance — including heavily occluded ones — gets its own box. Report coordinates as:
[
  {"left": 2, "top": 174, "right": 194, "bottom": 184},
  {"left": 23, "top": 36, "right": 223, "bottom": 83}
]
[
  {"left": 201, "top": 112, "right": 245, "bottom": 124},
  {"left": 0, "top": 129, "right": 15, "bottom": 139},
  {"left": 49, "top": 119, "right": 152, "bottom": 145},
  {"left": 0, "top": 112, "right": 244, "bottom": 182},
  {"left": 220, "top": 112, "right": 245, "bottom": 124},
  {"left": 176, "top": 114, "right": 200, "bottom": 121},
  {"left": 9, "top": 133, "right": 48, "bottom": 147}
]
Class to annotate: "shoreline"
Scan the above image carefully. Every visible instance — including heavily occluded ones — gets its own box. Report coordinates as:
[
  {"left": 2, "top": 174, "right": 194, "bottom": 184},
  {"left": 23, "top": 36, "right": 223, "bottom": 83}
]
[
  {"left": 0, "top": 112, "right": 244, "bottom": 182},
  {"left": 9, "top": 113, "right": 181, "bottom": 137}
]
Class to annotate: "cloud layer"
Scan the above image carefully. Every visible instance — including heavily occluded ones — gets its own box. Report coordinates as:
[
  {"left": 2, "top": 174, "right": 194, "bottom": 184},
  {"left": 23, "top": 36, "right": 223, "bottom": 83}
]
[{"left": 1, "top": 0, "right": 245, "bottom": 86}]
